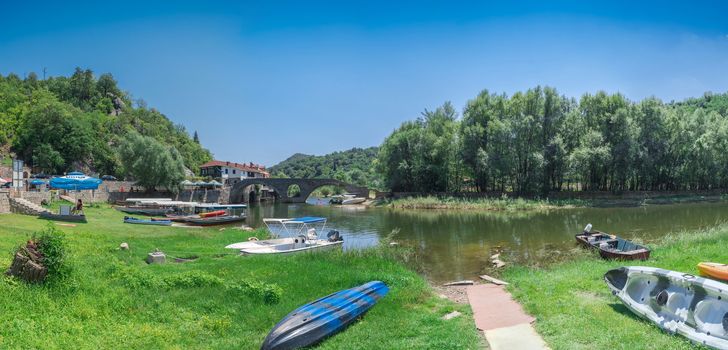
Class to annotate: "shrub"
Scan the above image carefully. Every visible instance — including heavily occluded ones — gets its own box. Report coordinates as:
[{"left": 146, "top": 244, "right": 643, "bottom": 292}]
[{"left": 32, "top": 224, "right": 70, "bottom": 281}]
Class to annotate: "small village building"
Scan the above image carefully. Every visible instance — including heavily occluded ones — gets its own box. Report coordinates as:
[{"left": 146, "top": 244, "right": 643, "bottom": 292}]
[{"left": 199, "top": 160, "right": 270, "bottom": 184}]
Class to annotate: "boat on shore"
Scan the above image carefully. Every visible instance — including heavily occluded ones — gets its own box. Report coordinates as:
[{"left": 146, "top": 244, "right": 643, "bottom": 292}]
[
  {"left": 261, "top": 281, "right": 388, "bottom": 349},
  {"left": 115, "top": 205, "right": 173, "bottom": 216},
  {"left": 698, "top": 262, "right": 728, "bottom": 281},
  {"left": 226, "top": 217, "right": 343, "bottom": 255},
  {"left": 123, "top": 216, "right": 172, "bottom": 226},
  {"left": 183, "top": 215, "right": 245, "bottom": 226},
  {"left": 575, "top": 224, "right": 650, "bottom": 260},
  {"left": 39, "top": 211, "right": 87, "bottom": 223},
  {"left": 605, "top": 266, "right": 728, "bottom": 349}
]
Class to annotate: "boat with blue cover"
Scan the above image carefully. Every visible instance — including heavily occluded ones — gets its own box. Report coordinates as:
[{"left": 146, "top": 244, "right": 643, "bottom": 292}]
[
  {"left": 123, "top": 216, "right": 172, "bottom": 226},
  {"left": 261, "top": 281, "right": 389, "bottom": 350},
  {"left": 225, "top": 216, "right": 343, "bottom": 255}
]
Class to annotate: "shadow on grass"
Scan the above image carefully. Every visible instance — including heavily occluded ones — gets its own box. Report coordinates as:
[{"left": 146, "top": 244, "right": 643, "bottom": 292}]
[{"left": 608, "top": 302, "right": 644, "bottom": 322}]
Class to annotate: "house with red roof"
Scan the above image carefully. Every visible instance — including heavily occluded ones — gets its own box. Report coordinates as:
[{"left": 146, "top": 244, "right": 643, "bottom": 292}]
[{"left": 199, "top": 160, "right": 270, "bottom": 184}]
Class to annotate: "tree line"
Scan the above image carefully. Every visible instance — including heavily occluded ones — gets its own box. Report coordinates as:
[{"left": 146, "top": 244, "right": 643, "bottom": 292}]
[
  {"left": 270, "top": 147, "right": 382, "bottom": 188},
  {"left": 377, "top": 87, "right": 728, "bottom": 194},
  {"left": 0, "top": 68, "right": 211, "bottom": 178}
]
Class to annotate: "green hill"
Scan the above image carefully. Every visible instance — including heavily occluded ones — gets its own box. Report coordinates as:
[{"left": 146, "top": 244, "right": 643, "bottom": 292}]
[
  {"left": 269, "top": 147, "right": 381, "bottom": 188},
  {"left": 0, "top": 68, "right": 211, "bottom": 175}
]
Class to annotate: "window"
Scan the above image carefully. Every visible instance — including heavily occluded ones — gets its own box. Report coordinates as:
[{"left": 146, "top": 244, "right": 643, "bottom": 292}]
[
  {"left": 225, "top": 169, "right": 228, "bottom": 174},
  {"left": 233, "top": 169, "right": 236, "bottom": 174}
]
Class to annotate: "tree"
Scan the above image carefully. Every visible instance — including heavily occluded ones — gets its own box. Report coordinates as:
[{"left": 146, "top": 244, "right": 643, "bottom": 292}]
[
  {"left": 14, "top": 90, "right": 94, "bottom": 173},
  {"left": 193, "top": 130, "right": 200, "bottom": 144},
  {"left": 118, "top": 132, "right": 186, "bottom": 192},
  {"left": 32, "top": 143, "right": 64, "bottom": 174}
]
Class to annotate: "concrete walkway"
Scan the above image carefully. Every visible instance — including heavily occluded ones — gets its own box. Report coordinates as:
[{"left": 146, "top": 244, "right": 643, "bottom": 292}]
[{"left": 466, "top": 284, "right": 550, "bottom": 350}]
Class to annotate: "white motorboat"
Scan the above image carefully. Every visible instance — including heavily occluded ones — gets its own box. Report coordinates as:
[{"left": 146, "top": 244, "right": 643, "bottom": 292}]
[
  {"left": 330, "top": 194, "right": 366, "bottom": 205},
  {"left": 225, "top": 217, "right": 343, "bottom": 255}
]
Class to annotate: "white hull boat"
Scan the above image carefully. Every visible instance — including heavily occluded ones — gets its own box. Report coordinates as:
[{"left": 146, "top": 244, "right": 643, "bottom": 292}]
[
  {"left": 225, "top": 237, "right": 343, "bottom": 255},
  {"left": 605, "top": 266, "right": 728, "bottom": 349},
  {"left": 341, "top": 197, "right": 366, "bottom": 205},
  {"left": 226, "top": 216, "right": 343, "bottom": 255}
]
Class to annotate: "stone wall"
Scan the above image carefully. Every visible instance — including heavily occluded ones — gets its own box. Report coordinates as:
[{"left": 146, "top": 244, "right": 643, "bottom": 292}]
[
  {"left": 0, "top": 190, "right": 9, "bottom": 214},
  {"left": 19, "top": 191, "right": 52, "bottom": 206}
]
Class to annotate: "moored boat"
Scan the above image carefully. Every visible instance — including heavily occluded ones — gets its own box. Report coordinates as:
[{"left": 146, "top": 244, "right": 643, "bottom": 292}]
[
  {"left": 225, "top": 217, "right": 343, "bottom": 255},
  {"left": 605, "top": 266, "right": 728, "bottom": 349},
  {"left": 261, "top": 281, "right": 389, "bottom": 350},
  {"left": 123, "top": 216, "right": 172, "bottom": 226},
  {"left": 183, "top": 215, "right": 245, "bottom": 226},
  {"left": 575, "top": 224, "right": 650, "bottom": 260},
  {"left": 199, "top": 210, "right": 226, "bottom": 218},
  {"left": 115, "top": 206, "right": 173, "bottom": 216}
]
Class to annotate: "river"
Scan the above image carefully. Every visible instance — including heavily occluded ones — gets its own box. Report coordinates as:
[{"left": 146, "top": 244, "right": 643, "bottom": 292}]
[{"left": 245, "top": 199, "right": 728, "bottom": 283}]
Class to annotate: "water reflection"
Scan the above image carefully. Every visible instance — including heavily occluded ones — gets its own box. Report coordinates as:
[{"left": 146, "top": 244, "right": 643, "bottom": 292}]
[{"left": 245, "top": 200, "right": 728, "bottom": 282}]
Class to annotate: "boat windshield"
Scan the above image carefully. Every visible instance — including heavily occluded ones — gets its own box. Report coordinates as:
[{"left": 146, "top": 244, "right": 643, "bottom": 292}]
[{"left": 263, "top": 217, "right": 327, "bottom": 238}]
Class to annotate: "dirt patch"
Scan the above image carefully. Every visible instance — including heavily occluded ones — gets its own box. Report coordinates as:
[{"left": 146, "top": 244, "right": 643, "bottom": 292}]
[{"left": 433, "top": 284, "right": 471, "bottom": 304}]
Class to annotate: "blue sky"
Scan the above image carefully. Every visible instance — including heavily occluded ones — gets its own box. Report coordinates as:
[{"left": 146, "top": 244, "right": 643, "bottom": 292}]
[{"left": 2, "top": 1, "right": 728, "bottom": 165}]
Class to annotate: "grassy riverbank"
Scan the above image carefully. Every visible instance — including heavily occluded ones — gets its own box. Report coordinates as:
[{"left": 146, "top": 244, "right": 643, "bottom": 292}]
[
  {"left": 383, "top": 193, "right": 728, "bottom": 211},
  {"left": 503, "top": 224, "right": 728, "bottom": 349},
  {"left": 0, "top": 205, "right": 480, "bottom": 349},
  {"left": 383, "top": 196, "right": 588, "bottom": 211}
]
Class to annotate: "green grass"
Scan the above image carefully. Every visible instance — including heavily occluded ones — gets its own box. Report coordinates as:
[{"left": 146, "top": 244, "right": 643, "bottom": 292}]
[
  {"left": 0, "top": 204, "right": 481, "bottom": 349},
  {"left": 383, "top": 195, "right": 588, "bottom": 211},
  {"left": 503, "top": 225, "right": 728, "bottom": 350}
]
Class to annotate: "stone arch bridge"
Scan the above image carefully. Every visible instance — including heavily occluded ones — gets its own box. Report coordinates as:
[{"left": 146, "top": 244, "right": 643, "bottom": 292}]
[{"left": 229, "top": 178, "right": 370, "bottom": 204}]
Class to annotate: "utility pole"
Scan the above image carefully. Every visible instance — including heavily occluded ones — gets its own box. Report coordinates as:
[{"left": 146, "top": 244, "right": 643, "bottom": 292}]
[{"left": 43, "top": 67, "right": 47, "bottom": 80}]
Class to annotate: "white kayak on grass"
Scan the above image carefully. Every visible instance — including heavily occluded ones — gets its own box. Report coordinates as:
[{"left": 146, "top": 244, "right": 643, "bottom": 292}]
[{"left": 605, "top": 266, "right": 728, "bottom": 349}]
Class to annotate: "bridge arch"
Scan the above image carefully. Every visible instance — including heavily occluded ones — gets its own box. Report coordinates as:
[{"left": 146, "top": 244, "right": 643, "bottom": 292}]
[{"left": 229, "top": 178, "right": 369, "bottom": 204}]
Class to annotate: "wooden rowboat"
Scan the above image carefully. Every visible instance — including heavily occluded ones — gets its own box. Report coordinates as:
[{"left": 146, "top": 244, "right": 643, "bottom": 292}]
[{"left": 575, "top": 229, "right": 650, "bottom": 261}]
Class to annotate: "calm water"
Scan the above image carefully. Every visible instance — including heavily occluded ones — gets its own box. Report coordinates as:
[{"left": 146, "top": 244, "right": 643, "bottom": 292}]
[{"left": 245, "top": 199, "right": 728, "bottom": 282}]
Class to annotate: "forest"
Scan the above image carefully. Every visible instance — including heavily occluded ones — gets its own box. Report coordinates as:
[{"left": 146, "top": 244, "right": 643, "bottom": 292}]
[
  {"left": 377, "top": 87, "right": 728, "bottom": 194},
  {"left": 0, "top": 68, "right": 211, "bottom": 176},
  {"left": 269, "top": 147, "right": 381, "bottom": 188}
]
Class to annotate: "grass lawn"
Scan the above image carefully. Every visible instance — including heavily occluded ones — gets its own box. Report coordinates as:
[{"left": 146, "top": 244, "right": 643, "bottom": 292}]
[
  {"left": 0, "top": 204, "right": 481, "bottom": 349},
  {"left": 503, "top": 225, "right": 728, "bottom": 350}
]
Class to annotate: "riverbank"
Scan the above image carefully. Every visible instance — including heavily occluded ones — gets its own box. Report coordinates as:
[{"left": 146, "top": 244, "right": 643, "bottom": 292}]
[
  {"left": 0, "top": 205, "right": 481, "bottom": 349},
  {"left": 381, "top": 196, "right": 588, "bottom": 211},
  {"left": 380, "top": 193, "right": 728, "bottom": 211},
  {"left": 502, "top": 224, "right": 728, "bottom": 349}
]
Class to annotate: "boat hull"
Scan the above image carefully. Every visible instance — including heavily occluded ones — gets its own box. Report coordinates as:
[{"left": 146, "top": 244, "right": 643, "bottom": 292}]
[
  {"left": 261, "top": 281, "right": 389, "bottom": 350},
  {"left": 575, "top": 230, "right": 650, "bottom": 261},
  {"left": 39, "top": 212, "right": 87, "bottom": 223},
  {"left": 605, "top": 266, "right": 728, "bottom": 349},
  {"left": 183, "top": 215, "right": 245, "bottom": 226},
  {"left": 123, "top": 217, "right": 172, "bottom": 226},
  {"left": 698, "top": 262, "right": 728, "bottom": 281},
  {"left": 115, "top": 206, "right": 172, "bottom": 216},
  {"left": 341, "top": 197, "right": 366, "bottom": 205},
  {"left": 226, "top": 237, "right": 343, "bottom": 255}
]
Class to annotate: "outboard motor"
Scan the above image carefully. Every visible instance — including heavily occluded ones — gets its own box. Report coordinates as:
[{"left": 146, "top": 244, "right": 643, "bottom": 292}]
[
  {"left": 327, "top": 230, "right": 343, "bottom": 242},
  {"left": 584, "top": 223, "right": 593, "bottom": 234}
]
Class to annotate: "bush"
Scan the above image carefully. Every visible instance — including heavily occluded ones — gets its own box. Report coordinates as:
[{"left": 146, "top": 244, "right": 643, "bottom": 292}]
[{"left": 32, "top": 224, "right": 70, "bottom": 281}]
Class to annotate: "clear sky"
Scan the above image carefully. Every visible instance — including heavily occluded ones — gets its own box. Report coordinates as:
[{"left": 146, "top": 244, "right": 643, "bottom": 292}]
[{"left": 1, "top": 1, "right": 728, "bottom": 165}]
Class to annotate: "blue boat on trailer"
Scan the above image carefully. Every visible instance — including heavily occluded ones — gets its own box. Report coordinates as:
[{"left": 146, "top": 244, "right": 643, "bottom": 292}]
[{"left": 261, "top": 281, "right": 389, "bottom": 349}]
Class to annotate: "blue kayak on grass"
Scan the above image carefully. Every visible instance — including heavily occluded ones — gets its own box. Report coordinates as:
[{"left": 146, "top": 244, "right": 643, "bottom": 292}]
[
  {"left": 261, "top": 281, "right": 389, "bottom": 350},
  {"left": 123, "top": 216, "right": 172, "bottom": 226}
]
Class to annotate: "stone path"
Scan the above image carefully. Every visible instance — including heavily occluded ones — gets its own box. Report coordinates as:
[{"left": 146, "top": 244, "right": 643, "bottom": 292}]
[{"left": 466, "top": 284, "right": 550, "bottom": 350}]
